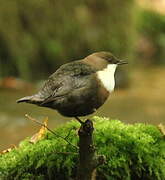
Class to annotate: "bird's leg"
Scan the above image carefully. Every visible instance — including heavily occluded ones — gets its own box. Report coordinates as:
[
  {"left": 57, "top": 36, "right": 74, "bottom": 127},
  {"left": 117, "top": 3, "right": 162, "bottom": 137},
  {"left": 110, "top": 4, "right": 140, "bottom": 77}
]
[{"left": 75, "top": 117, "right": 84, "bottom": 124}]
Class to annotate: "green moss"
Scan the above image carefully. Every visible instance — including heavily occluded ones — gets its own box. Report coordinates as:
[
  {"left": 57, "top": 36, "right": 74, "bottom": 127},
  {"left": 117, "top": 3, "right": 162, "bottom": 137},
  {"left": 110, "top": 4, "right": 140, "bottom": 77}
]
[{"left": 0, "top": 117, "right": 164, "bottom": 180}]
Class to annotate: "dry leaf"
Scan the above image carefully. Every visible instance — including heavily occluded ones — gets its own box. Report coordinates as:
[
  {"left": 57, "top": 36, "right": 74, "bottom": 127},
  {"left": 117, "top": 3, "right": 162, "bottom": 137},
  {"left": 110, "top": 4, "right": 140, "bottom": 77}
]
[
  {"left": 29, "top": 117, "right": 48, "bottom": 144},
  {"left": 1, "top": 144, "right": 17, "bottom": 154},
  {"left": 158, "top": 124, "right": 165, "bottom": 138}
]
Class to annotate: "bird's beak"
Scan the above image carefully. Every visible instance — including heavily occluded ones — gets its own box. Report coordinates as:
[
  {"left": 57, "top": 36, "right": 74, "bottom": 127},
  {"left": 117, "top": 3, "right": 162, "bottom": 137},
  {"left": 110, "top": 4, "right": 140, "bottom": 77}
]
[{"left": 117, "top": 60, "right": 128, "bottom": 65}]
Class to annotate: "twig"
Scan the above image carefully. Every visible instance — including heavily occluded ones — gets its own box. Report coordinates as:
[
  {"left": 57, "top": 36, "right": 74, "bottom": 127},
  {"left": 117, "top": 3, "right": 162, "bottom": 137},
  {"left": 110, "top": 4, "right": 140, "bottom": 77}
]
[
  {"left": 47, "top": 150, "right": 78, "bottom": 157},
  {"left": 53, "top": 151, "right": 78, "bottom": 155},
  {"left": 64, "top": 127, "right": 74, "bottom": 140},
  {"left": 25, "top": 114, "right": 78, "bottom": 150}
]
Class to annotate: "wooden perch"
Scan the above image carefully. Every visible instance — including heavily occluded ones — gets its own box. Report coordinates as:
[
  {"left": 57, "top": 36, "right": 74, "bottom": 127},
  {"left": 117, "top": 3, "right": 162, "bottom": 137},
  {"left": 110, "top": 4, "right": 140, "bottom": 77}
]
[{"left": 77, "top": 119, "right": 106, "bottom": 180}]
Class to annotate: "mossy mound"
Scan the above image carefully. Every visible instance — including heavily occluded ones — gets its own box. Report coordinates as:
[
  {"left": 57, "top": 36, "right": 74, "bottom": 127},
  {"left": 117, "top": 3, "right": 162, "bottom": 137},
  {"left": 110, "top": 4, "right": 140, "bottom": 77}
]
[{"left": 0, "top": 117, "right": 165, "bottom": 180}]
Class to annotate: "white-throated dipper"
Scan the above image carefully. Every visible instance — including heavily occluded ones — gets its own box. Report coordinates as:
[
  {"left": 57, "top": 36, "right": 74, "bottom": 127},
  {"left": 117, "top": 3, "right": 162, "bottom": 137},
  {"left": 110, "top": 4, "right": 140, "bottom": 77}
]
[{"left": 17, "top": 52, "right": 127, "bottom": 122}]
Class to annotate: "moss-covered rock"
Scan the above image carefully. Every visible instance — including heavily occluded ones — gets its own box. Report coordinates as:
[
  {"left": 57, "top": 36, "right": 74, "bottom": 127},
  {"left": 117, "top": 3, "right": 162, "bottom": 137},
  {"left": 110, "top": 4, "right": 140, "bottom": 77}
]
[{"left": 0, "top": 116, "right": 164, "bottom": 180}]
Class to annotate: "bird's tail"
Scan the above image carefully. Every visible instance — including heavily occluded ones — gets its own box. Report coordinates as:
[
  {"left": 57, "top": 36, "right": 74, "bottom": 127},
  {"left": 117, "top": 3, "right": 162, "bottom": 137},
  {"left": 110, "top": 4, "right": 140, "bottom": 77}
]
[{"left": 16, "top": 94, "right": 43, "bottom": 105}]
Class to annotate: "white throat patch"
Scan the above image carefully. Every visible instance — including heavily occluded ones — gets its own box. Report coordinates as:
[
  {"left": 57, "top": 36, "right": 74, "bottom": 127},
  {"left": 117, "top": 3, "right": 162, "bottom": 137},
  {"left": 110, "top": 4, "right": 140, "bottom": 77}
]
[{"left": 97, "top": 64, "right": 117, "bottom": 92}]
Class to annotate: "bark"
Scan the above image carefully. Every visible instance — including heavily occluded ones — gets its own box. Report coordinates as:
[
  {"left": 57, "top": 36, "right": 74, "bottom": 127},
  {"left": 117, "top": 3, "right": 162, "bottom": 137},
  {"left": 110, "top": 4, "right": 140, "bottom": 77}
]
[{"left": 76, "top": 119, "right": 105, "bottom": 180}]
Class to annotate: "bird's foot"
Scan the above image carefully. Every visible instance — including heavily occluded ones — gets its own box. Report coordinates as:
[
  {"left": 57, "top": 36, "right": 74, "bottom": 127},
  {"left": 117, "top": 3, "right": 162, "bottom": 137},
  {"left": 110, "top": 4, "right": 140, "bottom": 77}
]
[{"left": 75, "top": 117, "right": 84, "bottom": 125}]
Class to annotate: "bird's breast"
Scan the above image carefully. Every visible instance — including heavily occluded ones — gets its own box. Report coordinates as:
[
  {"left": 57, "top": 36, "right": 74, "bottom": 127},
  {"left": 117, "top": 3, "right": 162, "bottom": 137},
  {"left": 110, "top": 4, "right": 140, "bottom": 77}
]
[{"left": 96, "top": 64, "right": 117, "bottom": 93}]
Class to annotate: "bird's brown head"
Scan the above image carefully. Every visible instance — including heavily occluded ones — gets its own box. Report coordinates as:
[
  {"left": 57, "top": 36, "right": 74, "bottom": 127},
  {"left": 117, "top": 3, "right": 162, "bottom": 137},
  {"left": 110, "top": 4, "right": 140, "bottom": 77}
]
[{"left": 83, "top": 51, "right": 127, "bottom": 70}]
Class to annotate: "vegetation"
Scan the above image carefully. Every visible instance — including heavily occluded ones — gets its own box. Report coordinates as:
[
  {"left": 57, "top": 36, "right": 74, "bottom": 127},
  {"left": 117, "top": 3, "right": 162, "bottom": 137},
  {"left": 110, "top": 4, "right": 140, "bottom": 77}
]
[
  {"left": 137, "top": 9, "right": 165, "bottom": 65},
  {"left": 0, "top": 116, "right": 164, "bottom": 180},
  {"left": 0, "top": 0, "right": 135, "bottom": 80}
]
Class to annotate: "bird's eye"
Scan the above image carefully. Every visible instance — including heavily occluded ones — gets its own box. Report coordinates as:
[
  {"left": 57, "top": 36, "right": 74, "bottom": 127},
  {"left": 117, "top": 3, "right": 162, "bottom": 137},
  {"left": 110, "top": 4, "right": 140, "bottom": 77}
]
[
  {"left": 105, "top": 57, "right": 111, "bottom": 61},
  {"left": 108, "top": 57, "right": 113, "bottom": 62}
]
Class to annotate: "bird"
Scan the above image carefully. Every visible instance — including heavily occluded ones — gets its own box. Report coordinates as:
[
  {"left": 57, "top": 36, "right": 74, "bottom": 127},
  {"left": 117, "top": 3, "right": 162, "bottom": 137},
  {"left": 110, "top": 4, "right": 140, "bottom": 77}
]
[{"left": 17, "top": 51, "right": 127, "bottom": 123}]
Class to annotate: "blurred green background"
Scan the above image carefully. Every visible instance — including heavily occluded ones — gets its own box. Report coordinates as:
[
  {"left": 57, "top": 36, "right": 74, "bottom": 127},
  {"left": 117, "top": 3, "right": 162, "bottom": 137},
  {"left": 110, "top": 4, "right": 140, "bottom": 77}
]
[{"left": 0, "top": 0, "right": 165, "bottom": 150}]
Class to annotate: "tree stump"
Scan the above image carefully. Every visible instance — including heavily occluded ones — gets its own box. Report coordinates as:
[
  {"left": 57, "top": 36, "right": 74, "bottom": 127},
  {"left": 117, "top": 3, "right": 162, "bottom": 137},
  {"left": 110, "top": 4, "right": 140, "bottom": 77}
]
[{"left": 76, "top": 119, "right": 105, "bottom": 180}]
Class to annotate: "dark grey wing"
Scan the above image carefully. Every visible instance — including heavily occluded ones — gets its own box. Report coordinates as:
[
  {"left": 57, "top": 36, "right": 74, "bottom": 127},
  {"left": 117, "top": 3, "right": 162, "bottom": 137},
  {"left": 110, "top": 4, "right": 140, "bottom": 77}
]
[
  {"left": 40, "top": 76, "right": 74, "bottom": 105},
  {"left": 40, "top": 61, "right": 96, "bottom": 105}
]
